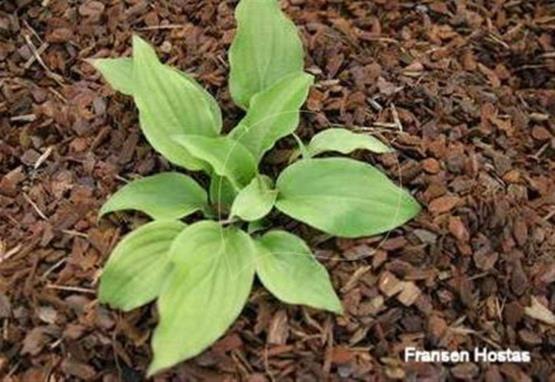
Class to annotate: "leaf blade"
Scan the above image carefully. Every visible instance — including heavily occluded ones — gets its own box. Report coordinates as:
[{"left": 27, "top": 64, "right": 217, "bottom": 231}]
[
  {"left": 99, "top": 220, "right": 186, "bottom": 311},
  {"left": 229, "top": 0, "right": 305, "bottom": 108},
  {"left": 307, "top": 128, "right": 393, "bottom": 157},
  {"left": 88, "top": 57, "right": 134, "bottom": 95},
  {"left": 275, "top": 158, "right": 421, "bottom": 238},
  {"left": 132, "top": 35, "right": 221, "bottom": 170},
  {"left": 88, "top": 56, "right": 222, "bottom": 132},
  {"left": 148, "top": 221, "right": 255, "bottom": 375},
  {"left": 173, "top": 135, "right": 257, "bottom": 189},
  {"left": 99, "top": 172, "right": 208, "bottom": 220},
  {"left": 230, "top": 72, "right": 313, "bottom": 161},
  {"left": 256, "top": 230, "right": 342, "bottom": 313},
  {"left": 209, "top": 175, "right": 238, "bottom": 213},
  {"left": 231, "top": 176, "right": 277, "bottom": 221}
]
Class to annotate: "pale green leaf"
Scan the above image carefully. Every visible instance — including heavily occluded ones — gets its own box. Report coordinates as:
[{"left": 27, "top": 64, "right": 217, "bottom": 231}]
[
  {"left": 175, "top": 70, "right": 223, "bottom": 133},
  {"left": 231, "top": 176, "right": 277, "bottom": 221},
  {"left": 230, "top": 72, "right": 313, "bottom": 162},
  {"left": 229, "top": 0, "right": 305, "bottom": 109},
  {"left": 88, "top": 57, "right": 134, "bottom": 96},
  {"left": 99, "top": 220, "right": 186, "bottom": 311},
  {"left": 307, "top": 128, "right": 393, "bottom": 157},
  {"left": 88, "top": 56, "right": 222, "bottom": 131},
  {"left": 173, "top": 135, "right": 257, "bottom": 189},
  {"left": 256, "top": 230, "right": 342, "bottom": 313},
  {"left": 276, "top": 158, "right": 421, "bottom": 238},
  {"left": 149, "top": 221, "right": 255, "bottom": 375},
  {"left": 209, "top": 175, "right": 237, "bottom": 214},
  {"left": 99, "top": 172, "right": 207, "bottom": 220},
  {"left": 132, "top": 35, "right": 221, "bottom": 170}
]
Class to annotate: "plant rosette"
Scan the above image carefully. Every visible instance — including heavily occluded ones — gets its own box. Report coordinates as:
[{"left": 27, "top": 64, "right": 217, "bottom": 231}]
[{"left": 89, "top": 0, "right": 421, "bottom": 375}]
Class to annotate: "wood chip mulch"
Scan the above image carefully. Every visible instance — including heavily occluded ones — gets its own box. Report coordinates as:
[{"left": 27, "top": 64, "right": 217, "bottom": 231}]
[{"left": 1, "top": 1, "right": 554, "bottom": 381}]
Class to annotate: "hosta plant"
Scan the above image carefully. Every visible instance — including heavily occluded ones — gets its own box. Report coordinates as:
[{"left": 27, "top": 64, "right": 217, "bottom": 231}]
[{"left": 90, "top": 0, "right": 420, "bottom": 375}]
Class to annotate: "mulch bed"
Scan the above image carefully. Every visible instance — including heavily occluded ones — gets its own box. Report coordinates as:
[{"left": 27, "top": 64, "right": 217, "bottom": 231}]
[{"left": 1, "top": 0, "right": 554, "bottom": 380}]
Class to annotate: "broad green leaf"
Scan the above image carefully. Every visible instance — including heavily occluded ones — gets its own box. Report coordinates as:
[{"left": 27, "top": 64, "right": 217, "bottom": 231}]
[
  {"left": 99, "top": 172, "right": 207, "bottom": 220},
  {"left": 275, "top": 158, "right": 421, "bottom": 238},
  {"left": 307, "top": 128, "right": 393, "bottom": 157},
  {"left": 89, "top": 57, "right": 222, "bottom": 130},
  {"left": 230, "top": 72, "right": 313, "bottom": 161},
  {"left": 175, "top": 70, "right": 223, "bottom": 133},
  {"left": 255, "top": 230, "right": 342, "bottom": 313},
  {"left": 132, "top": 35, "right": 221, "bottom": 170},
  {"left": 209, "top": 175, "right": 237, "bottom": 214},
  {"left": 229, "top": 0, "right": 305, "bottom": 109},
  {"left": 231, "top": 176, "right": 277, "bottom": 221},
  {"left": 173, "top": 135, "right": 257, "bottom": 189},
  {"left": 88, "top": 57, "right": 134, "bottom": 96},
  {"left": 99, "top": 220, "right": 186, "bottom": 311},
  {"left": 149, "top": 221, "right": 255, "bottom": 375}
]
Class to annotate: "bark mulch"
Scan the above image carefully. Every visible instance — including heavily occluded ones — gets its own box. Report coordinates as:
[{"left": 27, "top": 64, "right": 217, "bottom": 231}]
[{"left": 1, "top": 0, "right": 554, "bottom": 381}]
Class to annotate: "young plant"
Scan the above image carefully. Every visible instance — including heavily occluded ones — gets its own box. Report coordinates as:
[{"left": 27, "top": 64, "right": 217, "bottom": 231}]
[{"left": 90, "top": 0, "right": 420, "bottom": 375}]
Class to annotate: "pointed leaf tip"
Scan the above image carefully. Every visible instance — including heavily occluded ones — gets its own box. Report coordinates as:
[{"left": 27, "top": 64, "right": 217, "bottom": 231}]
[
  {"left": 255, "top": 230, "right": 343, "bottom": 313},
  {"left": 229, "top": 0, "right": 305, "bottom": 108},
  {"left": 98, "top": 220, "right": 186, "bottom": 311},
  {"left": 99, "top": 172, "right": 208, "bottom": 221},
  {"left": 276, "top": 158, "right": 421, "bottom": 238},
  {"left": 149, "top": 221, "right": 255, "bottom": 372},
  {"left": 131, "top": 36, "right": 222, "bottom": 170}
]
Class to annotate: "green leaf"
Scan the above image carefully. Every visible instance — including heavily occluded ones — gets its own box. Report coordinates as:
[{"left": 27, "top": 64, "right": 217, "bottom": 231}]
[
  {"left": 229, "top": 72, "right": 313, "bottom": 161},
  {"left": 247, "top": 218, "right": 270, "bottom": 234},
  {"left": 173, "top": 135, "right": 257, "bottom": 189},
  {"left": 307, "top": 128, "right": 393, "bottom": 157},
  {"left": 132, "top": 35, "right": 221, "bottom": 170},
  {"left": 209, "top": 175, "right": 237, "bottom": 214},
  {"left": 275, "top": 158, "right": 421, "bottom": 238},
  {"left": 88, "top": 57, "right": 222, "bottom": 132},
  {"left": 99, "top": 220, "right": 186, "bottom": 311},
  {"left": 99, "top": 172, "right": 208, "bottom": 221},
  {"left": 175, "top": 70, "right": 223, "bottom": 134},
  {"left": 149, "top": 221, "right": 255, "bottom": 375},
  {"left": 229, "top": 0, "right": 305, "bottom": 109},
  {"left": 88, "top": 57, "right": 134, "bottom": 96},
  {"left": 255, "top": 230, "right": 342, "bottom": 313},
  {"left": 231, "top": 176, "right": 277, "bottom": 221}
]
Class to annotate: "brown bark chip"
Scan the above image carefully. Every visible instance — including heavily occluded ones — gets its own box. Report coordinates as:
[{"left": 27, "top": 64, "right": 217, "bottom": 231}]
[
  {"left": 396, "top": 282, "right": 421, "bottom": 307},
  {"left": 448, "top": 216, "right": 470, "bottom": 242},
  {"left": 267, "top": 310, "right": 289, "bottom": 345},
  {"left": 428, "top": 195, "right": 460, "bottom": 214},
  {"left": 378, "top": 271, "right": 404, "bottom": 298}
]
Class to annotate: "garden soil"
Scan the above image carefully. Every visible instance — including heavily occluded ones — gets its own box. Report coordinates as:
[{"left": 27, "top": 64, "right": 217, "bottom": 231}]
[{"left": 1, "top": 0, "right": 554, "bottom": 381}]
